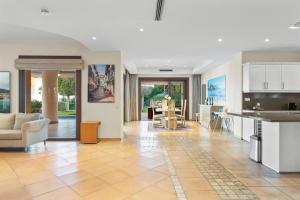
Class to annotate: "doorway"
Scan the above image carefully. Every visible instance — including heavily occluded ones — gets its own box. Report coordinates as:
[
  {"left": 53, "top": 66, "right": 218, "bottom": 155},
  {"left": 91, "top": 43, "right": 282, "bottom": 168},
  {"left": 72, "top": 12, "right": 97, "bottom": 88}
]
[
  {"left": 18, "top": 56, "right": 82, "bottom": 140},
  {"left": 19, "top": 69, "right": 81, "bottom": 140},
  {"left": 30, "top": 71, "right": 77, "bottom": 139},
  {"left": 138, "top": 78, "right": 189, "bottom": 121}
]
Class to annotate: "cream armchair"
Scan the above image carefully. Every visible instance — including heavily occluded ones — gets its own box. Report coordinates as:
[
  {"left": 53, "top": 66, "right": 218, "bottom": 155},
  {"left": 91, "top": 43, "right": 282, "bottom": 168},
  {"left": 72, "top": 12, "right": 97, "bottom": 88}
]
[
  {"left": 21, "top": 119, "right": 50, "bottom": 149},
  {"left": 0, "top": 114, "right": 50, "bottom": 151}
]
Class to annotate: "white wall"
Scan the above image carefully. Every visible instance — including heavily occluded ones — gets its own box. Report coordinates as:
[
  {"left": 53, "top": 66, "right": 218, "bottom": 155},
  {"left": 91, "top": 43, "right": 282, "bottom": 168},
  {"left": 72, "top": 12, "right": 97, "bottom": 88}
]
[
  {"left": 137, "top": 74, "right": 193, "bottom": 120},
  {"left": 201, "top": 53, "right": 243, "bottom": 138},
  {"left": 201, "top": 53, "right": 243, "bottom": 113},
  {"left": 0, "top": 41, "right": 123, "bottom": 139}
]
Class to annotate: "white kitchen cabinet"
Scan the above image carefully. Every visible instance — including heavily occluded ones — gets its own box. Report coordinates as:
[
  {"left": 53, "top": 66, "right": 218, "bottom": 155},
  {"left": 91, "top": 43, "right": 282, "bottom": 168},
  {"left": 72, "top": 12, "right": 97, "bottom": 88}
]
[
  {"left": 282, "top": 65, "right": 300, "bottom": 91},
  {"left": 262, "top": 121, "right": 300, "bottom": 173},
  {"left": 233, "top": 116, "right": 242, "bottom": 139},
  {"left": 242, "top": 118, "right": 254, "bottom": 142},
  {"left": 243, "top": 63, "right": 300, "bottom": 92},
  {"left": 249, "top": 65, "right": 266, "bottom": 91},
  {"left": 243, "top": 64, "right": 266, "bottom": 92},
  {"left": 265, "top": 65, "right": 282, "bottom": 91}
]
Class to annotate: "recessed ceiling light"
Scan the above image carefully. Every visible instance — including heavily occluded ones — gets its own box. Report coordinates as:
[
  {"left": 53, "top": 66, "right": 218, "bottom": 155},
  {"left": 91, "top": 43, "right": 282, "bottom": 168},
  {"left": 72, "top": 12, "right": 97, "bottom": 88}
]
[
  {"left": 139, "top": 28, "right": 144, "bottom": 32},
  {"left": 289, "top": 26, "right": 300, "bottom": 30},
  {"left": 217, "top": 38, "right": 223, "bottom": 43},
  {"left": 41, "top": 8, "right": 50, "bottom": 16},
  {"left": 264, "top": 38, "right": 270, "bottom": 43},
  {"left": 92, "top": 36, "right": 97, "bottom": 40}
]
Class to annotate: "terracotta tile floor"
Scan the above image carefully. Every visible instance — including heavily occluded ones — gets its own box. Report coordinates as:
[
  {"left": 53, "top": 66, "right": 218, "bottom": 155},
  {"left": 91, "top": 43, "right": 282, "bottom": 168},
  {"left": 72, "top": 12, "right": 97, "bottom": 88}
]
[
  {"left": 48, "top": 118, "right": 76, "bottom": 139},
  {"left": 0, "top": 121, "right": 300, "bottom": 199}
]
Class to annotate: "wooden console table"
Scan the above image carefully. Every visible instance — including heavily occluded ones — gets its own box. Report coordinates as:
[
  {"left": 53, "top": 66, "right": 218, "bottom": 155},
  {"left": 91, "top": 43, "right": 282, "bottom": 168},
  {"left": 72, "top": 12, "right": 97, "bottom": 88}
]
[{"left": 80, "top": 121, "right": 101, "bottom": 144}]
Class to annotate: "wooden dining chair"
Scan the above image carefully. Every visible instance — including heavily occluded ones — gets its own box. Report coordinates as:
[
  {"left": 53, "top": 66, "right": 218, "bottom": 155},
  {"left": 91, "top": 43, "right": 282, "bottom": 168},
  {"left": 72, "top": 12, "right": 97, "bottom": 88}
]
[
  {"left": 166, "top": 109, "right": 177, "bottom": 130},
  {"left": 176, "top": 99, "right": 187, "bottom": 126},
  {"left": 168, "top": 100, "right": 175, "bottom": 110},
  {"left": 162, "top": 99, "right": 168, "bottom": 110},
  {"left": 152, "top": 105, "right": 164, "bottom": 126}
]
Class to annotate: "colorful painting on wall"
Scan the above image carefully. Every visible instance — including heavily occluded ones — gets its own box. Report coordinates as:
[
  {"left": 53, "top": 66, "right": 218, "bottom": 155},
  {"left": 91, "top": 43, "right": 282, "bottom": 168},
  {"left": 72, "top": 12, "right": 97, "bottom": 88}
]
[
  {"left": 0, "top": 72, "right": 10, "bottom": 113},
  {"left": 207, "top": 75, "right": 226, "bottom": 105},
  {"left": 88, "top": 64, "right": 115, "bottom": 103}
]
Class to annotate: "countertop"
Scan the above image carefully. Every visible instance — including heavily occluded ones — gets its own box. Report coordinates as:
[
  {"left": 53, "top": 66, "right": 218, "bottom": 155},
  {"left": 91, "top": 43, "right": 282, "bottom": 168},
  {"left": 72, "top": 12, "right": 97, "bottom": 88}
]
[
  {"left": 242, "top": 110, "right": 300, "bottom": 113},
  {"left": 228, "top": 111, "right": 300, "bottom": 122}
]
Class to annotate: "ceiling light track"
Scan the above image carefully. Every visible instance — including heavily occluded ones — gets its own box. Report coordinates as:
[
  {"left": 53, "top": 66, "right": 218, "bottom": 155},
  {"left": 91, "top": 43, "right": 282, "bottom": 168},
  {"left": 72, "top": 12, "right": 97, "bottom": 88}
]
[
  {"left": 159, "top": 69, "right": 173, "bottom": 72},
  {"left": 155, "top": 0, "right": 165, "bottom": 21},
  {"left": 41, "top": 8, "right": 50, "bottom": 16}
]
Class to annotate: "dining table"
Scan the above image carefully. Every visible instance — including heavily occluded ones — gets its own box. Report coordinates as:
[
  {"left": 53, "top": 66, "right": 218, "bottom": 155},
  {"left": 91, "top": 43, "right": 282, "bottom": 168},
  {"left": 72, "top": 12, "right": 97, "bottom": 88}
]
[{"left": 155, "top": 107, "right": 181, "bottom": 113}]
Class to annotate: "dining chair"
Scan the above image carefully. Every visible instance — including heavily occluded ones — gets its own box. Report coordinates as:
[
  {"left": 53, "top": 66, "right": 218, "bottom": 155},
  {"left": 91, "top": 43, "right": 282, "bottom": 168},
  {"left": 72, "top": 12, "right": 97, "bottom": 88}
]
[
  {"left": 166, "top": 109, "right": 177, "bottom": 130},
  {"left": 152, "top": 105, "right": 164, "bottom": 126},
  {"left": 162, "top": 99, "right": 168, "bottom": 110},
  {"left": 168, "top": 100, "right": 175, "bottom": 110},
  {"left": 176, "top": 99, "right": 187, "bottom": 126}
]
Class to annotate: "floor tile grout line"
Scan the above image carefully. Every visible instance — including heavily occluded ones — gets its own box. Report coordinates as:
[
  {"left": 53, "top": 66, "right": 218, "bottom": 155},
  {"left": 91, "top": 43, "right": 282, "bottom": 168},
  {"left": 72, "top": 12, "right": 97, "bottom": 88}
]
[
  {"left": 161, "top": 146, "right": 187, "bottom": 200},
  {"left": 275, "top": 186, "right": 297, "bottom": 200},
  {"left": 137, "top": 133, "right": 186, "bottom": 199},
  {"left": 175, "top": 136, "right": 260, "bottom": 200}
]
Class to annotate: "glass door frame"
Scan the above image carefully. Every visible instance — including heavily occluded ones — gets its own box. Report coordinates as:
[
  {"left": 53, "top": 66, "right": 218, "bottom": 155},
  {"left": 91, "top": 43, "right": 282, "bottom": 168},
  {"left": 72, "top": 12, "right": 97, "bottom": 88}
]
[
  {"left": 18, "top": 55, "right": 82, "bottom": 141},
  {"left": 138, "top": 77, "right": 189, "bottom": 121}
]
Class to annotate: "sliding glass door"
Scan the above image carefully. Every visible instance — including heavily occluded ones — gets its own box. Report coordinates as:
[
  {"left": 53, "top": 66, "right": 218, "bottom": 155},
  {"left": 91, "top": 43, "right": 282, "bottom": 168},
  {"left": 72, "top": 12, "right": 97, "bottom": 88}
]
[
  {"left": 169, "top": 81, "right": 184, "bottom": 108},
  {"left": 140, "top": 81, "right": 168, "bottom": 121},
  {"left": 138, "top": 78, "right": 189, "bottom": 121}
]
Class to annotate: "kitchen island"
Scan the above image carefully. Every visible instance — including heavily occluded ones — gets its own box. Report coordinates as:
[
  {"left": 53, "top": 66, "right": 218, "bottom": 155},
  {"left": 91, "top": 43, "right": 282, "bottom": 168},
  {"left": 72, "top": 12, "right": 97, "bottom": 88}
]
[{"left": 229, "top": 112, "right": 300, "bottom": 173}]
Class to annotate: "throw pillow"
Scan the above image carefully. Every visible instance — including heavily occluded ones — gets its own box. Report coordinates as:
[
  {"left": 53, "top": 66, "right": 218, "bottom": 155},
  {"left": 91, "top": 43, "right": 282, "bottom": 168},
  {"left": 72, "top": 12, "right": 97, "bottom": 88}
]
[
  {"left": 13, "top": 113, "right": 40, "bottom": 130},
  {"left": 0, "top": 113, "right": 15, "bottom": 129}
]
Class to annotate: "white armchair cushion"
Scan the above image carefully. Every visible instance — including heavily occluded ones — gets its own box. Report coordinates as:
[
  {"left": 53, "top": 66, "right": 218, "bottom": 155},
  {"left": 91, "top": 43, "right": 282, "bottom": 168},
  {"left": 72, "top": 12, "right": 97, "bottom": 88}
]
[
  {"left": 13, "top": 113, "right": 40, "bottom": 130},
  {"left": 21, "top": 119, "right": 49, "bottom": 132},
  {"left": 0, "top": 114, "right": 15, "bottom": 129},
  {"left": 0, "top": 129, "right": 22, "bottom": 140}
]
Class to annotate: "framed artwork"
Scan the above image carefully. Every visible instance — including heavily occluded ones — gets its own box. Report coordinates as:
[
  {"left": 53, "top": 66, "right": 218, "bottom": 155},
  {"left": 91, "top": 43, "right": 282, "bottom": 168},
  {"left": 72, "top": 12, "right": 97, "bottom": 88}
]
[
  {"left": 207, "top": 75, "right": 226, "bottom": 105},
  {"left": 0, "top": 72, "right": 11, "bottom": 113},
  {"left": 88, "top": 64, "right": 115, "bottom": 103}
]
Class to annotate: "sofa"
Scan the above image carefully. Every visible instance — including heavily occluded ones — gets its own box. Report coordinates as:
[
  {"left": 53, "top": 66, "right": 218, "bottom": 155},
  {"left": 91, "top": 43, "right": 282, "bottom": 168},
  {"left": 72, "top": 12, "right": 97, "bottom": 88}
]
[{"left": 0, "top": 113, "right": 50, "bottom": 150}]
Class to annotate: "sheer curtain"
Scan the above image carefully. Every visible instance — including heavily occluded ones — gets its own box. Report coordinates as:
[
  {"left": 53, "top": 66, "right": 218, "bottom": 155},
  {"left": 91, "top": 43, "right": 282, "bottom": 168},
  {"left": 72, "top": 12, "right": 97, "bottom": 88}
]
[
  {"left": 192, "top": 75, "right": 201, "bottom": 120},
  {"left": 124, "top": 71, "right": 138, "bottom": 122},
  {"left": 124, "top": 71, "right": 131, "bottom": 122}
]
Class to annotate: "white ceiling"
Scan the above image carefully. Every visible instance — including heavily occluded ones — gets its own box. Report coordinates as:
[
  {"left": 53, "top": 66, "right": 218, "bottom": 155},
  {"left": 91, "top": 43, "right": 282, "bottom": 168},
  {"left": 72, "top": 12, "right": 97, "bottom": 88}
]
[
  {"left": 0, "top": 0, "right": 300, "bottom": 74},
  {"left": 0, "top": 24, "right": 72, "bottom": 42}
]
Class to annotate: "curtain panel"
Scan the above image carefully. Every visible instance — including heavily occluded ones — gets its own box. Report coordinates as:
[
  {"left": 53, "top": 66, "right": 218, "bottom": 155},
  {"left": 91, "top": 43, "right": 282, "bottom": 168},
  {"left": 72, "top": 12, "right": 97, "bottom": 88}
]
[
  {"left": 124, "top": 71, "right": 138, "bottom": 122},
  {"left": 192, "top": 74, "right": 201, "bottom": 119}
]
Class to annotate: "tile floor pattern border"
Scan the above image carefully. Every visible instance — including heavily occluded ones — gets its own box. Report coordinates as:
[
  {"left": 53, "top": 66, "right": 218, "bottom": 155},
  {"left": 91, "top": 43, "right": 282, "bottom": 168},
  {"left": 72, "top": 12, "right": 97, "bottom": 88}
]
[
  {"left": 162, "top": 146, "right": 187, "bottom": 200},
  {"left": 138, "top": 134, "right": 187, "bottom": 200},
  {"left": 173, "top": 136, "right": 260, "bottom": 200}
]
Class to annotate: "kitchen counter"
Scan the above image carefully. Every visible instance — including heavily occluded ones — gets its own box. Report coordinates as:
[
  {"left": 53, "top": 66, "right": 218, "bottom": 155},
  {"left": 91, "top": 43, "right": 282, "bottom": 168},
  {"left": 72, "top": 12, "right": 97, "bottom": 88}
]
[
  {"left": 242, "top": 110, "right": 300, "bottom": 113},
  {"left": 228, "top": 112, "right": 300, "bottom": 122},
  {"left": 228, "top": 111, "right": 300, "bottom": 173}
]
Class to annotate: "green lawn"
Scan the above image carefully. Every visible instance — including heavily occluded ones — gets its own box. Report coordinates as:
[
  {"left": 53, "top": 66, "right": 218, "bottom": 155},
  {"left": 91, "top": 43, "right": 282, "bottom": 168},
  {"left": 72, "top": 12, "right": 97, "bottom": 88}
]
[
  {"left": 58, "top": 110, "right": 76, "bottom": 116},
  {"left": 142, "top": 106, "right": 149, "bottom": 113}
]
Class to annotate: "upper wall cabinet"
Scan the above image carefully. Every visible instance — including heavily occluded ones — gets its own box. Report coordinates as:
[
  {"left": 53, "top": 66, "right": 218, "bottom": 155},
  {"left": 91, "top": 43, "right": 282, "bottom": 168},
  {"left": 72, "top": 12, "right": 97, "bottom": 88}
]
[
  {"left": 265, "top": 65, "right": 282, "bottom": 91},
  {"left": 281, "top": 65, "right": 300, "bottom": 91},
  {"left": 243, "top": 63, "right": 300, "bottom": 93}
]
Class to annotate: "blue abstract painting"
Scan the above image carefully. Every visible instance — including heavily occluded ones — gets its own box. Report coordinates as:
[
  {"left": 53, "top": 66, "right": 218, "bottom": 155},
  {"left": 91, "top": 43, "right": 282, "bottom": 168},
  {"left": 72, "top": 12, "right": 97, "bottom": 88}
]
[{"left": 207, "top": 75, "right": 226, "bottom": 105}]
